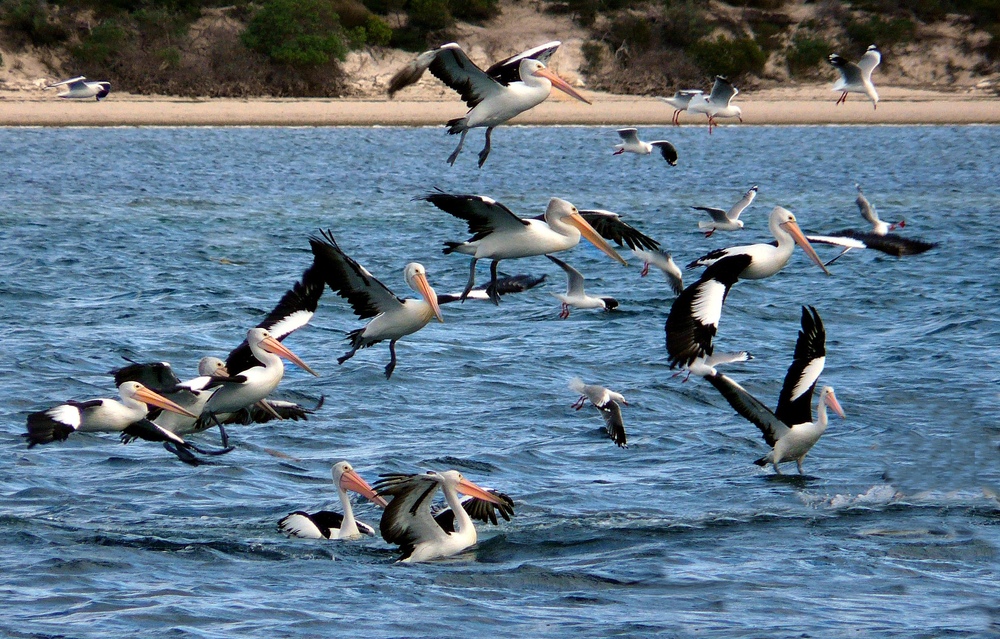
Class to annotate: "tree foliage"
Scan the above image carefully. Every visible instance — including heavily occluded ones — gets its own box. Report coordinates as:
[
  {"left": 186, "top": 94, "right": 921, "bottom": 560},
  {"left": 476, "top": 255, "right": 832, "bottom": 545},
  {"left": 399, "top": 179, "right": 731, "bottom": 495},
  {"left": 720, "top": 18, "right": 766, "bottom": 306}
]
[{"left": 241, "top": 0, "right": 348, "bottom": 67}]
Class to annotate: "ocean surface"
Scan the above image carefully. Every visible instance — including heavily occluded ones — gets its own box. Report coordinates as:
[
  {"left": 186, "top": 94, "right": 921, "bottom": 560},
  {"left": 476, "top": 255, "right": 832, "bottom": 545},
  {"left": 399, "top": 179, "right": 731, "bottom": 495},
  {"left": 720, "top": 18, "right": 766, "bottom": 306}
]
[{"left": 1, "top": 124, "right": 999, "bottom": 638}]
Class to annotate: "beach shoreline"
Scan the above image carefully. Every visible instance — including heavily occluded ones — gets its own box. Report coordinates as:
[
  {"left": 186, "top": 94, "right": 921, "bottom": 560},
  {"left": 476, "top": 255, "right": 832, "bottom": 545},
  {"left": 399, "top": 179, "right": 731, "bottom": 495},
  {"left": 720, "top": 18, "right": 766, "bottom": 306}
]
[{"left": 1, "top": 85, "right": 997, "bottom": 126}]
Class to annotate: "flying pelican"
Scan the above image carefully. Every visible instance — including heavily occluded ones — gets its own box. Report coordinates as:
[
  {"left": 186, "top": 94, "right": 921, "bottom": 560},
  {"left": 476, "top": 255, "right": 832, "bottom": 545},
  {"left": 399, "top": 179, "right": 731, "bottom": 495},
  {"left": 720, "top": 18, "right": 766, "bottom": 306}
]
[
  {"left": 374, "top": 470, "right": 514, "bottom": 563},
  {"left": 612, "top": 128, "right": 678, "bottom": 166},
  {"left": 24, "top": 381, "right": 198, "bottom": 448},
  {"left": 387, "top": 41, "right": 589, "bottom": 167},
  {"left": 421, "top": 192, "right": 626, "bottom": 305},
  {"left": 631, "top": 248, "right": 683, "bottom": 295},
  {"left": 436, "top": 272, "right": 547, "bottom": 304},
  {"left": 309, "top": 230, "right": 443, "bottom": 379},
  {"left": 693, "top": 185, "right": 758, "bottom": 237},
  {"left": 704, "top": 306, "right": 845, "bottom": 474},
  {"left": 829, "top": 44, "right": 881, "bottom": 109},
  {"left": 686, "top": 76, "right": 742, "bottom": 134},
  {"left": 546, "top": 255, "right": 618, "bottom": 318},
  {"left": 46, "top": 76, "right": 111, "bottom": 100},
  {"left": 278, "top": 461, "right": 388, "bottom": 540},
  {"left": 569, "top": 377, "right": 628, "bottom": 447},
  {"left": 686, "top": 206, "right": 831, "bottom": 279},
  {"left": 659, "top": 89, "right": 703, "bottom": 125}
]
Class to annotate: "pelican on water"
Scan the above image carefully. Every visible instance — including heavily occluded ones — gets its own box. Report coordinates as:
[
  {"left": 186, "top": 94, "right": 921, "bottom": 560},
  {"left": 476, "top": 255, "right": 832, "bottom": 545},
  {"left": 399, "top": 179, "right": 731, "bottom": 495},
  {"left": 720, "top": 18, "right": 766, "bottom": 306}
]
[
  {"left": 375, "top": 470, "right": 514, "bottom": 563},
  {"left": 47, "top": 76, "right": 111, "bottom": 100},
  {"left": 310, "top": 230, "right": 443, "bottom": 379},
  {"left": 829, "top": 44, "right": 881, "bottom": 109},
  {"left": 279, "top": 461, "right": 388, "bottom": 540},
  {"left": 421, "top": 192, "right": 626, "bottom": 305},
  {"left": 387, "top": 41, "right": 589, "bottom": 167},
  {"left": 704, "top": 306, "right": 845, "bottom": 474},
  {"left": 569, "top": 377, "right": 628, "bottom": 447}
]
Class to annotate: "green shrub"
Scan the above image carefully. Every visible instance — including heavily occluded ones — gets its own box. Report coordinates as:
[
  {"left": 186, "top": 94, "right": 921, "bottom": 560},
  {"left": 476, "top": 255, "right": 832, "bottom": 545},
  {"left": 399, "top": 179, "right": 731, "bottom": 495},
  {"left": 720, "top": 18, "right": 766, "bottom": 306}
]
[
  {"left": 242, "top": 0, "right": 348, "bottom": 67},
  {"left": 787, "top": 35, "right": 832, "bottom": 75},
  {"left": 688, "top": 35, "right": 767, "bottom": 78},
  {"left": 609, "top": 13, "right": 654, "bottom": 53},
  {"left": 449, "top": 0, "right": 499, "bottom": 23},
  {"left": 363, "top": 14, "right": 392, "bottom": 46},
  {"left": 0, "top": 0, "right": 69, "bottom": 47},
  {"left": 844, "top": 16, "right": 915, "bottom": 51},
  {"left": 407, "top": 0, "right": 452, "bottom": 32},
  {"left": 72, "top": 20, "right": 132, "bottom": 66},
  {"left": 581, "top": 39, "right": 604, "bottom": 74},
  {"left": 660, "top": 1, "right": 710, "bottom": 49}
]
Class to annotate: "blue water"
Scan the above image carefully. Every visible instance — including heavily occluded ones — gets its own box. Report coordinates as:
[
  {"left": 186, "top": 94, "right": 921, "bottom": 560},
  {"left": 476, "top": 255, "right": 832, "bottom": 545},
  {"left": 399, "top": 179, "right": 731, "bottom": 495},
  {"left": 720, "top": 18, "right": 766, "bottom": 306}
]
[{"left": 2, "top": 125, "right": 999, "bottom": 637}]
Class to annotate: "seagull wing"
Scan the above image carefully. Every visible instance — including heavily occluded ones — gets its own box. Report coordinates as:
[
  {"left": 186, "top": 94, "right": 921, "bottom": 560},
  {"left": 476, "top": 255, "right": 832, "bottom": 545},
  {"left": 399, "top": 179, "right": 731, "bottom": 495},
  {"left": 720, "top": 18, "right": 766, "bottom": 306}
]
[
  {"left": 308, "top": 231, "right": 404, "bottom": 321},
  {"left": 693, "top": 206, "right": 731, "bottom": 224},
  {"left": 855, "top": 185, "right": 880, "bottom": 227},
  {"left": 485, "top": 41, "right": 561, "bottom": 85},
  {"left": 47, "top": 76, "right": 85, "bottom": 88},
  {"left": 774, "top": 306, "right": 826, "bottom": 428},
  {"left": 616, "top": 128, "right": 641, "bottom": 144},
  {"left": 579, "top": 209, "right": 660, "bottom": 251},
  {"left": 708, "top": 76, "right": 738, "bottom": 106},
  {"left": 706, "top": 373, "right": 789, "bottom": 447},
  {"left": 650, "top": 141, "right": 678, "bottom": 165},
  {"left": 828, "top": 54, "right": 863, "bottom": 88},
  {"left": 599, "top": 400, "right": 627, "bottom": 448},
  {"left": 546, "top": 254, "right": 586, "bottom": 296},
  {"left": 728, "top": 185, "right": 758, "bottom": 221},
  {"left": 858, "top": 47, "right": 881, "bottom": 77}
]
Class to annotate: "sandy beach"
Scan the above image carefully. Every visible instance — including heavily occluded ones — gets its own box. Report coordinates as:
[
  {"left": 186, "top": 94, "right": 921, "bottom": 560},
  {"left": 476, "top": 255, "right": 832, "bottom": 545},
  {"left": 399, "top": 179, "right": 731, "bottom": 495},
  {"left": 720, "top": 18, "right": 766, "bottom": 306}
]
[{"left": 0, "top": 84, "right": 997, "bottom": 126}]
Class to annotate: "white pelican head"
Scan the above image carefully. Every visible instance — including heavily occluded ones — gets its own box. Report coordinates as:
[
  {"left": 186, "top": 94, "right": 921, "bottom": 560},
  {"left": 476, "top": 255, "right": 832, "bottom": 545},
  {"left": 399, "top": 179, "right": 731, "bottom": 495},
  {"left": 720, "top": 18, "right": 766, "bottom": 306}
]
[
  {"left": 247, "top": 327, "right": 319, "bottom": 376},
  {"left": 332, "top": 461, "right": 388, "bottom": 506},
  {"left": 118, "top": 381, "right": 198, "bottom": 418},
  {"left": 545, "top": 198, "right": 627, "bottom": 265},
  {"left": 520, "top": 59, "right": 591, "bottom": 105},
  {"left": 770, "top": 206, "right": 831, "bottom": 276},
  {"left": 404, "top": 262, "right": 444, "bottom": 323}
]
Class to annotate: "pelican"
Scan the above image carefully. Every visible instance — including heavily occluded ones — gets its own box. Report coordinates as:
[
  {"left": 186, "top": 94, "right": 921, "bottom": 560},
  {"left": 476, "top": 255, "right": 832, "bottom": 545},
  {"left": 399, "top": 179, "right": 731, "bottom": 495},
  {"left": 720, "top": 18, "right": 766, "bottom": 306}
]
[
  {"left": 24, "top": 381, "right": 198, "bottom": 448},
  {"left": 704, "top": 306, "right": 845, "bottom": 474},
  {"left": 422, "top": 192, "right": 626, "bottom": 305},
  {"left": 686, "top": 76, "right": 742, "bottom": 134},
  {"left": 569, "top": 377, "right": 628, "bottom": 447},
  {"left": 693, "top": 185, "right": 758, "bottom": 237},
  {"left": 546, "top": 255, "right": 617, "bottom": 318},
  {"left": 612, "top": 128, "right": 678, "bottom": 166},
  {"left": 46, "top": 76, "right": 111, "bottom": 100},
  {"left": 309, "top": 230, "right": 443, "bottom": 379},
  {"left": 631, "top": 248, "right": 683, "bottom": 295},
  {"left": 659, "top": 89, "right": 703, "bottom": 125},
  {"left": 436, "top": 272, "right": 547, "bottom": 304},
  {"left": 374, "top": 470, "right": 514, "bottom": 563},
  {"left": 387, "top": 41, "right": 589, "bottom": 167},
  {"left": 278, "top": 461, "right": 388, "bottom": 540},
  {"left": 686, "top": 206, "right": 831, "bottom": 279},
  {"left": 201, "top": 327, "right": 318, "bottom": 422},
  {"left": 829, "top": 44, "right": 881, "bottom": 109}
]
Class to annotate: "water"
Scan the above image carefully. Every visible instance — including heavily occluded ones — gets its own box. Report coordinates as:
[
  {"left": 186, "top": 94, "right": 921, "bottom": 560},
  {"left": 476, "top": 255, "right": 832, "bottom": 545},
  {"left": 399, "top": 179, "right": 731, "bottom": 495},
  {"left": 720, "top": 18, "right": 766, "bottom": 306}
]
[{"left": 2, "top": 124, "right": 999, "bottom": 637}]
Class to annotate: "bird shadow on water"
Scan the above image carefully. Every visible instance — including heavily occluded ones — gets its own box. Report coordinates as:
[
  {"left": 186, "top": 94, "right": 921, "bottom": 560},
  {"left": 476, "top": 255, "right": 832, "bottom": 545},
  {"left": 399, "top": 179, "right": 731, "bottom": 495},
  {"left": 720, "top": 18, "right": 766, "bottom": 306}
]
[{"left": 761, "top": 473, "right": 819, "bottom": 487}]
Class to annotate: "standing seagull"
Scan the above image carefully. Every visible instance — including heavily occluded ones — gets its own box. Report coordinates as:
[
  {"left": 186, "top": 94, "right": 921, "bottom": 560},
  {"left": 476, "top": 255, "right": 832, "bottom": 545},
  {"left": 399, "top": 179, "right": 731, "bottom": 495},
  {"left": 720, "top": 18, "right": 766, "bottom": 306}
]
[
  {"left": 693, "top": 185, "right": 758, "bottom": 237},
  {"left": 278, "top": 461, "right": 388, "bottom": 540},
  {"left": 375, "top": 470, "right": 514, "bottom": 563},
  {"left": 612, "top": 128, "right": 678, "bottom": 166},
  {"left": 546, "top": 255, "right": 618, "bottom": 318},
  {"left": 421, "top": 192, "right": 626, "bottom": 305},
  {"left": 659, "top": 90, "right": 703, "bottom": 125},
  {"left": 687, "top": 76, "right": 742, "bottom": 134},
  {"left": 704, "top": 306, "right": 845, "bottom": 474},
  {"left": 828, "top": 44, "right": 881, "bottom": 109},
  {"left": 631, "top": 248, "right": 683, "bottom": 295},
  {"left": 569, "top": 377, "right": 628, "bottom": 447},
  {"left": 310, "top": 231, "right": 443, "bottom": 379},
  {"left": 387, "top": 41, "right": 590, "bottom": 167},
  {"left": 47, "top": 76, "right": 111, "bottom": 100}
]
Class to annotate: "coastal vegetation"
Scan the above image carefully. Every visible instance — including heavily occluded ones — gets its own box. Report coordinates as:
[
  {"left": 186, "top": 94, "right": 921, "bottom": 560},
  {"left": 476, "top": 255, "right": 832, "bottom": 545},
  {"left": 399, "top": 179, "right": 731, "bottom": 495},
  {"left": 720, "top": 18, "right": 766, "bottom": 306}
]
[{"left": 0, "top": 0, "right": 996, "bottom": 96}]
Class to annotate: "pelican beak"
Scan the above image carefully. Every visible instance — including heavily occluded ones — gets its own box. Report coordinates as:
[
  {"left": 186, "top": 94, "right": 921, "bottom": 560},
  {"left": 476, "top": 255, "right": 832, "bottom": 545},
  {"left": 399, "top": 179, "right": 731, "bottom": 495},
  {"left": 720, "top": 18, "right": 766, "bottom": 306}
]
[
  {"left": 533, "top": 67, "right": 592, "bottom": 105},
  {"left": 340, "top": 468, "right": 389, "bottom": 507},
  {"left": 261, "top": 335, "right": 319, "bottom": 376},
  {"left": 780, "top": 220, "right": 831, "bottom": 276},
  {"left": 566, "top": 212, "right": 627, "bottom": 265},
  {"left": 456, "top": 477, "right": 505, "bottom": 504},
  {"left": 134, "top": 385, "right": 199, "bottom": 419},
  {"left": 827, "top": 390, "right": 846, "bottom": 419},
  {"left": 413, "top": 270, "right": 444, "bottom": 323}
]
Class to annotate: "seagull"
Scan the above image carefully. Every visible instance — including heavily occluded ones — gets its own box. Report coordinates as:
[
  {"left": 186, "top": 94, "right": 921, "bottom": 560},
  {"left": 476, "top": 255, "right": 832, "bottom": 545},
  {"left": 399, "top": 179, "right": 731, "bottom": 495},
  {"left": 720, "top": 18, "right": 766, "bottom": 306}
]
[
  {"left": 853, "top": 183, "right": 901, "bottom": 236},
  {"left": 569, "top": 377, "right": 628, "bottom": 447},
  {"left": 612, "top": 128, "right": 678, "bottom": 166},
  {"left": 693, "top": 185, "right": 758, "bottom": 237},
  {"left": 46, "top": 76, "right": 111, "bottom": 100},
  {"left": 546, "top": 255, "right": 618, "bottom": 318},
  {"left": 828, "top": 44, "right": 881, "bottom": 109},
  {"left": 631, "top": 248, "right": 683, "bottom": 295},
  {"left": 421, "top": 192, "right": 626, "bottom": 305},
  {"left": 374, "top": 470, "right": 514, "bottom": 563},
  {"left": 659, "top": 90, "right": 703, "bottom": 125},
  {"left": 387, "top": 41, "right": 589, "bottom": 167},
  {"left": 686, "top": 76, "right": 742, "bottom": 134},
  {"left": 278, "top": 461, "right": 388, "bottom": 540},
  {"left": 309, "top": 230, "right": 443, "bottom": 379},
  {"left": 704, "top": 306, "right": 845, "bottom": 474}
]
